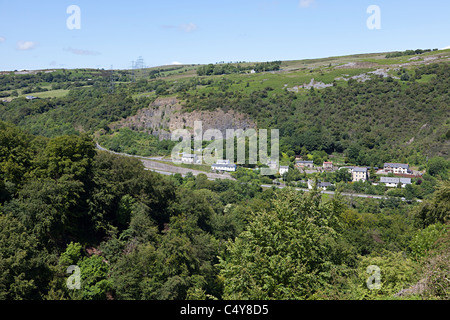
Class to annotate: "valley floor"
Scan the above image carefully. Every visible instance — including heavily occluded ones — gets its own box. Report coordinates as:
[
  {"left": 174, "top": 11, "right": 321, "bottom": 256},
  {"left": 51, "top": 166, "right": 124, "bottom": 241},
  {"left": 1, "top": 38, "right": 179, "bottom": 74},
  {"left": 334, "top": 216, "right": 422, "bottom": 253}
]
[{"left": 96, "top": 143, "right": 422, "bottom": 203}]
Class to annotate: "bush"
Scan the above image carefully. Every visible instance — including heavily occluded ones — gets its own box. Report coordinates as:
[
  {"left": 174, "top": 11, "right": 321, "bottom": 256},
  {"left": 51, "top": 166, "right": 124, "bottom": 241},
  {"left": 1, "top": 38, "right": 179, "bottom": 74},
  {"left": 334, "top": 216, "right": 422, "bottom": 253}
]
[
  {"left": 59, "top": 242, "right": 83, "bottom": 266},
  {"left": 354, "top": 251, "right": 418, "bottom": 299},
  {"left": 386, "top": 187, "right": 405, "bottom": 198},
  {"left": 409, "top": 223, "right": 449, "bottom": 260}
]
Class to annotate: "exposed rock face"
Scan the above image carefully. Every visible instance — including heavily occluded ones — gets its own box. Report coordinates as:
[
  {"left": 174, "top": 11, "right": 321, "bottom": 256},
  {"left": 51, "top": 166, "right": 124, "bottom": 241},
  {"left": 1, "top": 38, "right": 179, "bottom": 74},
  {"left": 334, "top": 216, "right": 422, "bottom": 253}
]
[{"left": 110, "top": 97, "right": 257, "bottom": 140}]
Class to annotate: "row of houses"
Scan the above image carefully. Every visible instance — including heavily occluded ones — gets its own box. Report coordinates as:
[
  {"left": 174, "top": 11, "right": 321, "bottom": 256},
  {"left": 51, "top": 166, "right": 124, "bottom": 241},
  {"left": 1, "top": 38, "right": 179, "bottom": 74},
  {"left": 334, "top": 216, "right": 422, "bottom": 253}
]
[
  {"left": 293, "top": 160, "right": 414, "bottom": 189},
  {"left": 180, "top": 153, "right": 414, "bottom": 188},
  {"left": 296, "top": 159, "right": 412, "bottom": 174},
  {"left": 344, "top": 166, "right": 411, "bottom": 186},
  {"left": 211, "top": 159, "right": 237, "bottom": 172},
  {"left": 302, "top": 169, "right": 411, "bottom": 190},
  {"left": 377, "top": 177, "right": 412, "bottom": 188}
]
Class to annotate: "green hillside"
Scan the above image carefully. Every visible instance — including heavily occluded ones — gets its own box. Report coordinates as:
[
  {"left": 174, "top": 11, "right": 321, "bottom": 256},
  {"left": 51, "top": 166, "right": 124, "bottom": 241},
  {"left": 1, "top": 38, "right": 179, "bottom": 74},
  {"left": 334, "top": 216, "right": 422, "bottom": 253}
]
[
  {"left": 1, "top": 49, "right": 450, "bottom": 301},
  {"left": 1, "top": 49, "right": 449, "bottom": 167}
]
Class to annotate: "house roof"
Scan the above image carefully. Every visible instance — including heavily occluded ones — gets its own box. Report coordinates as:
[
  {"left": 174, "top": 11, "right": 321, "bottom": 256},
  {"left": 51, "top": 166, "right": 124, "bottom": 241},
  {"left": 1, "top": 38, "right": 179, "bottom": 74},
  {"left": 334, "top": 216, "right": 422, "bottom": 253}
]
[
  {"left": 380, "top": 177, "right": 411, "bottom": 184},
  {"left": 319, "top": 182, "right": 332, "bottom": 187},
  {"left": 212, "top": 163, "right": 236, "bottom": 168},
  {"left": 307, "top": 179, "right": 332, "bottom": 187},
  {"left": 384, "top": 163, "right": 409, "bottom": 169},
  {"left": 352, "top": 167, "right": 368, "bottom": 172},
  {"left": 296, "top": 160, "right": 313, "bottom": 163},
  {"left": 181, "top": 153, "right": 196, "bottom": 158}
]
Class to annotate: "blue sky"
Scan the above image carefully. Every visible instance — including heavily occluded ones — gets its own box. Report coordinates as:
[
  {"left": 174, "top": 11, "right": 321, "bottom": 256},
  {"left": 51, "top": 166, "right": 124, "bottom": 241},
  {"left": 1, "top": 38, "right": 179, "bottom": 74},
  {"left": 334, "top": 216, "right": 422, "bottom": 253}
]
[{"left": 0, "top": 0, "right": 449, "bottom": 71}]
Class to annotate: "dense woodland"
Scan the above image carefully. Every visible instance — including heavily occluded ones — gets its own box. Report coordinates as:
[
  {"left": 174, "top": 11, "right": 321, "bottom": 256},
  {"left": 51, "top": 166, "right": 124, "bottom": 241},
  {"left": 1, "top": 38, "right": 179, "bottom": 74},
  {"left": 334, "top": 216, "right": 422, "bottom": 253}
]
[
  {"left": 0, "top": 56, "right": 449, "bottom": 300},
  {"left": 0, "top": 122, "right": 449, "bottom": 300}
]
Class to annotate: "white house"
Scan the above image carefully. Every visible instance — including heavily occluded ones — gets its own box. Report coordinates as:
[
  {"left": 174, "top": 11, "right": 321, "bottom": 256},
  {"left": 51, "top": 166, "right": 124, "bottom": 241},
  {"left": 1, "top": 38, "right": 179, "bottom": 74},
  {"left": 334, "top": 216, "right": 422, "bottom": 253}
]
[
  {"left": 181, "top": 153, "right": 200, "bottom": 164},
  {"left": 279, "top": 166, "right": 289, "bottom": 175},
  {"left": 308, "top": 179, "right": 332, "bottom": 190},
  {"left": 351, "top": 167, "right": 369, "bottom": 182},
  {"left": 323, "top": 161, "right": 333, "bottom": 170},
  {"left": 383, "top": 163, "right": 411, "bottom": 174},
  {"left": 211, "top": 163, "right": 236, "bottom": 172},
  {"left": 266, "top": 160, "right": 278, "bottom": 169},
  {"left": 379, "top": 177, "right": 411, "bottom": 188}
]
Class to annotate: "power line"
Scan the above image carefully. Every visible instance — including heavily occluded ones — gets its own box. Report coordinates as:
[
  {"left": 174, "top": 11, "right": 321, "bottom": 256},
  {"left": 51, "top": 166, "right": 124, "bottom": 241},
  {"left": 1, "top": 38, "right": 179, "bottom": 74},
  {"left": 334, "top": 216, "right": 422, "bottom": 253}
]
[
  {"left": 130, "top": 60, "right": 136, "bottom": 82},
  {"left": 109, "top": 65, "right": 115, "bottom": 93},
  {"left": 130, "top": 56, "right": 146, "bottom": 81}
]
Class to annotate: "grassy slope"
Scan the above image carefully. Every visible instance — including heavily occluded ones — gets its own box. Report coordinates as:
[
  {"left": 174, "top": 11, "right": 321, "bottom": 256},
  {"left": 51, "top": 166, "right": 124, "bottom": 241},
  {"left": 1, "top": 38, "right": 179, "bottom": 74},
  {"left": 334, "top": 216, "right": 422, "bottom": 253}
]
[
  {"left": 2, "top": 49, "right": 449, "bottom": 161},
  {"left": 97, "top": 49, "right": 449, "bottom": 162},
  {"left": 159, "top": 48, "right": 450, "bottom": 97}
]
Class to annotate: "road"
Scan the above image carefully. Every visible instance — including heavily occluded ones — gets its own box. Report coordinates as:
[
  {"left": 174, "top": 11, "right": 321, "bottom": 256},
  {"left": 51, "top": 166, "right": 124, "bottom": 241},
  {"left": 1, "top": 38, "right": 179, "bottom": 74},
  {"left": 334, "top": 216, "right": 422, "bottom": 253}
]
[
  {"left": 96, "top": 143, "right": 422, "bottom": 202},
  {"left": 96, "top": 143, "right": 235, "bottom": 181},
  {"left": 140, "top": 158, "right": 235, "bottom": 181}
]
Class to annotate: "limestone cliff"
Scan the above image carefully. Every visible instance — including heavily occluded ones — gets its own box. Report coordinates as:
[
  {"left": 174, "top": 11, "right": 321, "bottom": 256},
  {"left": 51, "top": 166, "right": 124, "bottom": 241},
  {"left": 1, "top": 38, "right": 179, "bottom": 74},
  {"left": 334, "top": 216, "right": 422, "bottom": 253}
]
[{"left": 110, "top": 97, "right": 256, "bottom": 140}]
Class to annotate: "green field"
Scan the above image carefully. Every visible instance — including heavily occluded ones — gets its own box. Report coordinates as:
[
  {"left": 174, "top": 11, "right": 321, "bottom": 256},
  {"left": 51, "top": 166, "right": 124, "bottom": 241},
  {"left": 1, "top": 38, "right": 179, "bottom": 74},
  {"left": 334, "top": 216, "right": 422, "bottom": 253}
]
[{"left": 20, "top": 89, "right": 70, "bottom": 99}]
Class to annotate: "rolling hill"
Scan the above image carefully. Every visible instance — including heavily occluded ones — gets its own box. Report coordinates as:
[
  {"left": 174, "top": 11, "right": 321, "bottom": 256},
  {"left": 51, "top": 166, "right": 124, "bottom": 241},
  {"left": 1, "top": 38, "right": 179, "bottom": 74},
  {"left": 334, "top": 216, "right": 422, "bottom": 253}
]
[{"left": 1, "top": 48, "right": 449, "bottom": 167}]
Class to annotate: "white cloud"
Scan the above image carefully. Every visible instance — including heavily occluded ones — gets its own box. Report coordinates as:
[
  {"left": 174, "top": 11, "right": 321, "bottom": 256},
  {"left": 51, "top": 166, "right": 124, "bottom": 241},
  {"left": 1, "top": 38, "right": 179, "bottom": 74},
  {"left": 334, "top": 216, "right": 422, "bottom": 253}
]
[
  {"left": 179, "top": 23, "right": 197, "bottom": 33},
  {"left": 0, "top": 37, "right": 5, "bottom": 43},
  {"left": 64, "top": 47, "right": 100, "bottom": 55},
  {"left": 299, "top": 0, "right": 315, "bottom": 8},
  {"left": 16, "top": 40, "right": 38, "bottom": 50},
  {"left": 441, "top": 45, "right": 450, "bottom": 50},
  {"left": 171, "top": 61, "right": 182, "bottom": 65}
]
